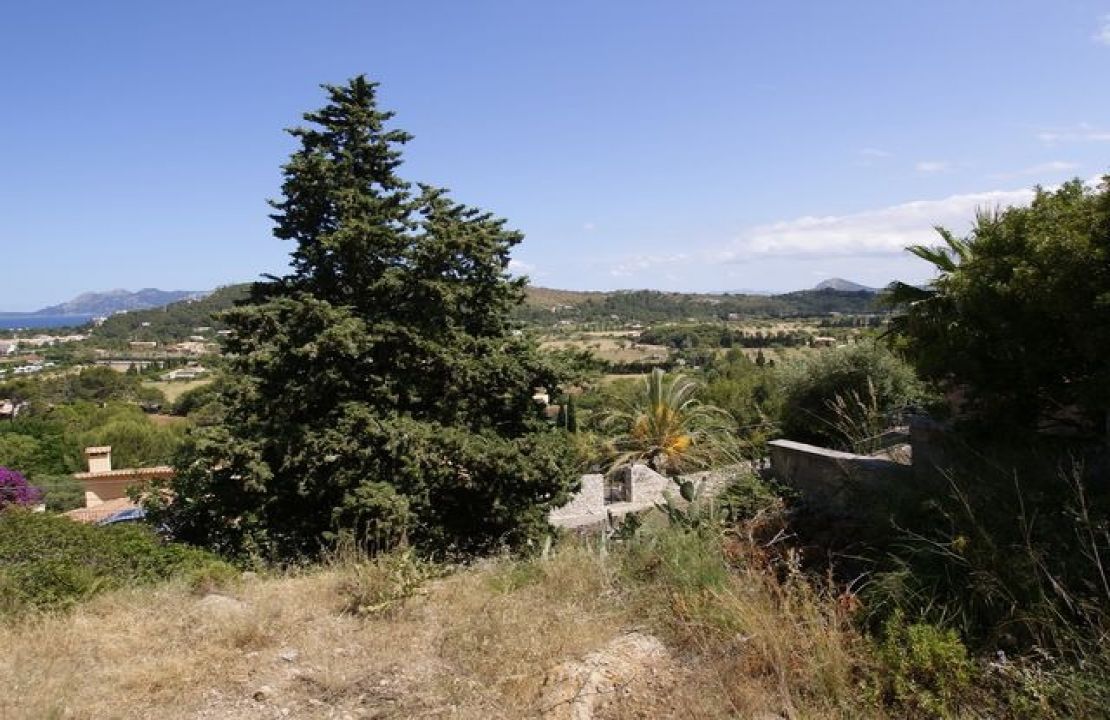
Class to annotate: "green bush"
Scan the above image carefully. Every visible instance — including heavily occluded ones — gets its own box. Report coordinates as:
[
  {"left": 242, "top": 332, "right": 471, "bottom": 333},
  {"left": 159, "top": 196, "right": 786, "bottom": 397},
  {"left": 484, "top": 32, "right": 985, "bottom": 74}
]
[
  {"left": 716, "top": 471, "right": 780, "bottom": 523},
  {"left": 0, "top": 509, "right": 234, "bottom": 614},
  {"left": 865, "top": 449, "right": 1110, "bottom": 716},
  {"left": 867, "top": 455, "right": 1110, "bottom": 654},
  {"left": 77, "top": 416, "right": 184, "bottom": 469},
  {"left": 620, "top": 523, "right": 730, "bottom": 595},
  {"left": 171, "top": 380, "right": 220, "bottom": 417},
  {"left": 778, "top": 342, "right": 924, "bottom": 449},
  {"left": 870, "top": 610, "right": 975, "bottom": 718},
  {"left": 331, "top": 546, "right": 430, "bottom": 617}
]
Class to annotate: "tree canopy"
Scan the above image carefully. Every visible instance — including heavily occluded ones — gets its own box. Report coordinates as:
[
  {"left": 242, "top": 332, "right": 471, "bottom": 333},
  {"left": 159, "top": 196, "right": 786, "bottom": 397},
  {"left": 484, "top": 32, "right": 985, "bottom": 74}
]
[
  {"left": 150, "top": 77, "right": 577, "bottom": 558},
  {"left": 885, "top": 177, "right": 1110, "bottom": 439}
]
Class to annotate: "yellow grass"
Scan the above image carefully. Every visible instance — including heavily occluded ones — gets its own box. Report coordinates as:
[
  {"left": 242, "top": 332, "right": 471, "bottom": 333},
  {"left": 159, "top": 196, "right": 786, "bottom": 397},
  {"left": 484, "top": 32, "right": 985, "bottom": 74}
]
[
  {"left": 0, "top": 533, "right": 875, "bottom": 719},
  {"left": 144, "top": 378, "right": 211, "bottom": 403},
  {"left": 540, "top": 336, "right": 670, "bottom": 364}
]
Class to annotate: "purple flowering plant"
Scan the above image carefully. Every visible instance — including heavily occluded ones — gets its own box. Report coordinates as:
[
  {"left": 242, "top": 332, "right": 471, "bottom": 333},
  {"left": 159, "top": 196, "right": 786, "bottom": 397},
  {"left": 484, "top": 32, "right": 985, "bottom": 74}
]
[{"left": 0, "top": 467, "right": 42, "bottom": 509}]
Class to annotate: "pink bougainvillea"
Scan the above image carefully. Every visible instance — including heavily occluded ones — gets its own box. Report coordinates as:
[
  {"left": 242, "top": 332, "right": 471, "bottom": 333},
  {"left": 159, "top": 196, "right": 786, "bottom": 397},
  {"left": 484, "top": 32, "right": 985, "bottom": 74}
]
[{"left": 0, "top": 467, "right": 42, "bottom": 509}]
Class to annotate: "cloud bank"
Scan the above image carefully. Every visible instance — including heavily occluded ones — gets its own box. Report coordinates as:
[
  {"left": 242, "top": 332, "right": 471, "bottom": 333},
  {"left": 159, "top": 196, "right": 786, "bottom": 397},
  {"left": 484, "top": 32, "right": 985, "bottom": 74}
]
[{"left": 721, "top": 187, "right": 1037, "bottom": 261}]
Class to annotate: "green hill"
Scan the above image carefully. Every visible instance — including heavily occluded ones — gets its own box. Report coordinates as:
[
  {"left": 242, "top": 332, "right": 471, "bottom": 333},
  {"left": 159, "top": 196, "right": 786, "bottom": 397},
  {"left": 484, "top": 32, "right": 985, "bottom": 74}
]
[
  {"left": 85, "top": 283, "right": 882, "bottom": 343},
  {"left": 90, "top": 284, "right": 251, "bottom": 344},
  {"left": 517, "top": 287, "right": 882, "bottom": 325}
]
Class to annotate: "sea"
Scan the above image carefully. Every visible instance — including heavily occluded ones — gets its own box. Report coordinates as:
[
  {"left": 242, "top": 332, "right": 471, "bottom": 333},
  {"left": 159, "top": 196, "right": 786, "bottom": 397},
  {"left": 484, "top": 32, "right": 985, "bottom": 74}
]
[{"left": 0, "top": 314, "right": 95, "bottom": 331}]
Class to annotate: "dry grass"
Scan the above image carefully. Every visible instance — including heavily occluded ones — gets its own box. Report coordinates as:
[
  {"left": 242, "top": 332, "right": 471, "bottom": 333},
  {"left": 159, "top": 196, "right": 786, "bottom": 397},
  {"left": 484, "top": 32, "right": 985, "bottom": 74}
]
[
  {"left": 144, "top": 378, "right": 211, "bottom": 403},
  {"left": 540, "top": 336, "right": 670, "bottom": 364},
  {"left": 0, "top": 529, "right": 879, "bottom": 719}
]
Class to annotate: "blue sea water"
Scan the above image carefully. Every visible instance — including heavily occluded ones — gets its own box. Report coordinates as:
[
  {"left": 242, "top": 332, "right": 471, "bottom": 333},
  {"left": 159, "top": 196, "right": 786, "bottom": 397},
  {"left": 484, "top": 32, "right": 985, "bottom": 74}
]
[{"left": 0, "top": 314, "right": 94, "bottom": 330}]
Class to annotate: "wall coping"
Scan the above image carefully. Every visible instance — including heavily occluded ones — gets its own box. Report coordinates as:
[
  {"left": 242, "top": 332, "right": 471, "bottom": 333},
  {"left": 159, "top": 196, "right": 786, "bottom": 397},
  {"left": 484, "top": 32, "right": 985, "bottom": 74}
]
[{"left": 767, "top": 439, "right": 870, "bottom": 461}]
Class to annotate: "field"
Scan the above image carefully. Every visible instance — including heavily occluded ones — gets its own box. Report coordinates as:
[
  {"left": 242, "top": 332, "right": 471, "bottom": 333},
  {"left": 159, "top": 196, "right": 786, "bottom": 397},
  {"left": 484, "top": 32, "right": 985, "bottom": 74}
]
[
  {"left": 540, "top": 331, "right": 670, "bottom": 364},
  {"left": 144, "top": 379, "right": 211, "bottom": 403}
]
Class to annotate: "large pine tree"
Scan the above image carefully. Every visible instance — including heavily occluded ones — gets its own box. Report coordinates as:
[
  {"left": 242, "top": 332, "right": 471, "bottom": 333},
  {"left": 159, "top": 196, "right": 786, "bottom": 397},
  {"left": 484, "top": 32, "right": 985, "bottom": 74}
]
[{"left": 150, "top": 77, "right": 577, "bottom": 558}]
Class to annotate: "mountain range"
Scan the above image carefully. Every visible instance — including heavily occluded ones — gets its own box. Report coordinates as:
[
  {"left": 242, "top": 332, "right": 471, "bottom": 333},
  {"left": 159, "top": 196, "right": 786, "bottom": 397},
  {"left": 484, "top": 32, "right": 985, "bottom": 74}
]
[
  {"left": 31, "top": 289, "right": 208, "bottom": 316},
  {"left": 12, "top": 278, "right": 879, "bottom": 318}
]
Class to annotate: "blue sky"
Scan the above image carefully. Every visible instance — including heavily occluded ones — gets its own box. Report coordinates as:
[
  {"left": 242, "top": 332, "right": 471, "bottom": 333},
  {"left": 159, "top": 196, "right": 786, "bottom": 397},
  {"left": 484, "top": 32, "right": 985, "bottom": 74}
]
[{"left": 2, "top": 1, "right": 1109, "bottom": 310}]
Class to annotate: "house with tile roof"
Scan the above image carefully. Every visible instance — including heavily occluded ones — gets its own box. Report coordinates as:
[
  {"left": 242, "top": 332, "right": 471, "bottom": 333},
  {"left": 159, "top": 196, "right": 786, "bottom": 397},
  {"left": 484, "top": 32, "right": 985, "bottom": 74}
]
[{"left": 64, "top": 446, "right": 174, "bottom": 524}]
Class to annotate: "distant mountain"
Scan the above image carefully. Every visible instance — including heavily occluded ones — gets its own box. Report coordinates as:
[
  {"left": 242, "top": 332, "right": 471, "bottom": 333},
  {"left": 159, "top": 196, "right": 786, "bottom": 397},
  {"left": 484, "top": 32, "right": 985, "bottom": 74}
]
[
  {"left": 812, "top": 278, "right": 879, "bottom": 293},
  {"left": 34, "top": 288, "right": 208, "bottom": 316}
]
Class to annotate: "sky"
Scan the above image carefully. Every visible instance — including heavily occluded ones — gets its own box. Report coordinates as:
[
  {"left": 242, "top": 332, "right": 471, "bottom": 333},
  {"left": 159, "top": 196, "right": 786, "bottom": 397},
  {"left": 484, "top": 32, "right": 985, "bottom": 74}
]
[{"left": 2, "top": 1, "right": 1109, "bottom": 310}]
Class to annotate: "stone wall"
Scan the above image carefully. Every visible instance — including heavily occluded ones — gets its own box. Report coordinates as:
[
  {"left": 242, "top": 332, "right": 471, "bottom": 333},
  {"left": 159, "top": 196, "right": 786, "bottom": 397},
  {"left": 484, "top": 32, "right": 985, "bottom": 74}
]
[
  {"left": 767, "top": 439, "right": 913, "bottom": 517},
  {"left": 549, "top": 465, "right": 675, "bottom": 530}
]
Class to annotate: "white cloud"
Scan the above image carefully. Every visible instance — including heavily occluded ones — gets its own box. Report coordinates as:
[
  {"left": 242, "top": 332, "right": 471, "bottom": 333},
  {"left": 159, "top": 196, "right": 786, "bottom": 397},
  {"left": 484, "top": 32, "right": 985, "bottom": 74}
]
[
  {"left": 720, "top": 186, "right": 1037, "bottom": 261},
  {"left": 1095, "top": 14, "right": 1110, "bottom": 45},
  {"left": 855, "top": 148, "right": 893, "bottom": 167},
  {"left": 609, "top": 253, "right": 689, "bottom": 277},
  {"left": 583, "top": 221, "right": 596, "bottom": 232},
  {"left": 990, "top": 160, "right": 1078, "bottom": 179},
  {"left": 1038, "top": 123, "right": 1110, "bottom": 144},
  {"left": 508, "top": 258, "right": 535, "bottom": 275},
  {"left": 915, "top": 160, "right": 952, "bottom": 174}
]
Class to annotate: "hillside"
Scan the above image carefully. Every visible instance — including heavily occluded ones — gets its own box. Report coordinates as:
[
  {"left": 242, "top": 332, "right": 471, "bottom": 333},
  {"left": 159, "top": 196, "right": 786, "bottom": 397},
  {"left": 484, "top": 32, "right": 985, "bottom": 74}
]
[
  {"left": 523, "top": 286, "right": 609, "bottom": 309},
  {"left": 34, "top": 288, "right": 207, "bottom": 316},
  {"left": 812, "top": 278, "right": 878, "bottom": 293},
  {"left": 517, "top": 287, "right": 883, "bottom": 325},
  {"left": 80, "top": 283, "right": 884, "bottom": 341},
  {"left": 90, "top": 284, "right": 251, "bottom": 343}
]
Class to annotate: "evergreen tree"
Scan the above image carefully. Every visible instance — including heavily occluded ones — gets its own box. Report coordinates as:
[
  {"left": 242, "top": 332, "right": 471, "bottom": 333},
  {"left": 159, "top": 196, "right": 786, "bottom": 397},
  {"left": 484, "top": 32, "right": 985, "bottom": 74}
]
[
  {"left": 149, "top": 77, "right": 577, "bottom": 558},
  {"left": 885, "top": 177, "right": 1110, "bottom": 438}
]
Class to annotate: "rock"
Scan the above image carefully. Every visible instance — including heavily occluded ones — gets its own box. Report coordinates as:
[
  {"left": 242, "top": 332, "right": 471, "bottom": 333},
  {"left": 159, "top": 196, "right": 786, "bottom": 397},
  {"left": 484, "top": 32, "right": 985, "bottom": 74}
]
[
  {"left": 539, "top": 632, "right": 671, "bottom": 720},
  {"left": 278, "top": 647, "right": 299, "bottom": 663},
  {"left": 252, "top": 685, "right": 273, "bottom": 702}
]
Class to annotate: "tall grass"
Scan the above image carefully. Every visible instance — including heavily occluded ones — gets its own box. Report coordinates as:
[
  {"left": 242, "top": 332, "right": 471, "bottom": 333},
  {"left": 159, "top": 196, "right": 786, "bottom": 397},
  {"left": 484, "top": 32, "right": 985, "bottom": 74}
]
[{"left": 865, "top": 452, "right": 1110, "bottom": 716}]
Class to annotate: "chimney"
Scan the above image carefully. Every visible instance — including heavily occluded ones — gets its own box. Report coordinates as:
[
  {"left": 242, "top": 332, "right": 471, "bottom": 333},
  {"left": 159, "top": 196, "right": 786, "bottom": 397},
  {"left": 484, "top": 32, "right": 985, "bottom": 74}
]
[{"left": 85, "top": 446, "right": 112, "bottom": 474}]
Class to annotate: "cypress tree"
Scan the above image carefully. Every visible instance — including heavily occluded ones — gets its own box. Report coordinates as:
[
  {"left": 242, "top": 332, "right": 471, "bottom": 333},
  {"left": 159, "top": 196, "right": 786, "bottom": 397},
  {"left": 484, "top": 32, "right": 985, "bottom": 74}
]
[{"left": 150, "top": 77, "right": 577, "bottom": 558}]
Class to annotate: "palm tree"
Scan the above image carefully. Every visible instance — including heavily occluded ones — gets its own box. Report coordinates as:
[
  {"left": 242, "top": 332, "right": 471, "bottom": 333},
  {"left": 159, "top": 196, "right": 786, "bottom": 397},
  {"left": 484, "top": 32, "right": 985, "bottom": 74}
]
[{"left": 599, "top": 368, "right": 737, "bottom": 477}]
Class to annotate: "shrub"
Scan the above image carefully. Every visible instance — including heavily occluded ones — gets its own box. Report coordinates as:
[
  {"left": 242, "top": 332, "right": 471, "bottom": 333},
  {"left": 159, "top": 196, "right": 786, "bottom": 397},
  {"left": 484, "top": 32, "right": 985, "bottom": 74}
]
[
  {"left": 870, "top": 611, "right": 975, "bottom": 718},
  {"left": 716, "top": 471, "right": 781, "bottom": 524},
  {"left": 778, "top": 342, "right": 924, "bottom": 449},
  {"left": 863, "top": 448, "right": 1110, "bottom": 715},
  {"left": 0, "top": 509, "right": 234, "bottom": 614},
  {"left": 868, "top": 456, "right": 1110, "bottom": 654},
  {"left": 0, "top": 467, "right": 41, "bottom": 509},
  {"left": 331, "top": 546, "right": 430, "bottom": 617}
]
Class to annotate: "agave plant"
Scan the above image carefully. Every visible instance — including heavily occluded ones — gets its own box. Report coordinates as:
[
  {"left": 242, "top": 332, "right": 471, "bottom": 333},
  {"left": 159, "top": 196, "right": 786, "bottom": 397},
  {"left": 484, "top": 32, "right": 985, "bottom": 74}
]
[{"left": 599, "top": 368, "right": 737, "bottom": 477}]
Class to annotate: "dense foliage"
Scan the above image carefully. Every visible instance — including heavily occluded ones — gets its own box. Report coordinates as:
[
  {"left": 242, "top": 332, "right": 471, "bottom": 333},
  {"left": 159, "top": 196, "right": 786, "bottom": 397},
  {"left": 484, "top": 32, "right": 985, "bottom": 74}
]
[
  {"left": 698, "top": 349, "right": 780, "bottom": 435},
  {"left": 777, "top": 343, "right": 924, "bottom": 449},
  {"left": 515, "top": 287, "right": 882, "bottom": 326},
  {"left": 0, "top": 467, "right": 41, "bottom": 509},
  {"left": 637, "top": 323, "right": 812, "bottom": 349},
  {"left": 885, "top": 178, "right": 1110, "bottom": 438},
  {"left": 0, "top": 403, "right": 183, "bottom": 473},
  {"left": 0, "top": 509, "right": 232, "bottom": 613},
  {"left": 150, "top": 78, "right": 578, "bottom": 559},
  {"left": 0, "top": 365, "right": 164, "bottom": 407},
  {"left": 89, "top": 284, "right": 249, "bottom": 344},
  {"left": 0, "top": 367, "right": 184, "bottom": 509}
]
